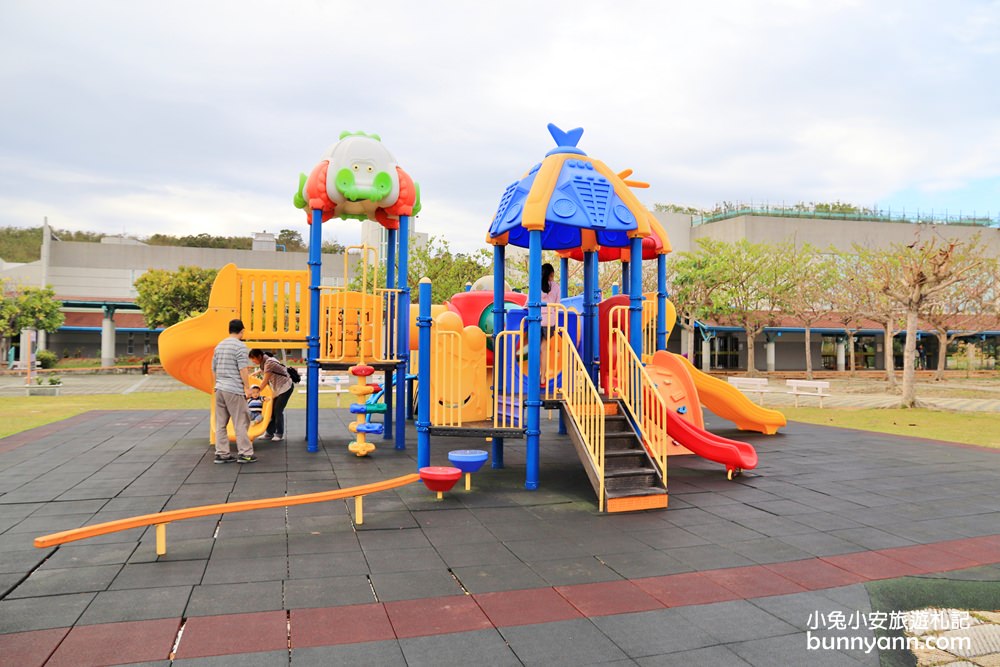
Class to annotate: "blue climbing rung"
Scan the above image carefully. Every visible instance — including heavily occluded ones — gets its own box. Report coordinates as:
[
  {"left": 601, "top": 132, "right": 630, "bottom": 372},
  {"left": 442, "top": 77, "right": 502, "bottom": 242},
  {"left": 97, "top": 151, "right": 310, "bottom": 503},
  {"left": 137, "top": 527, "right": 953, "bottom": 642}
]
[{"left": 356, "top": 423, "right": 384, "bottom": 435}]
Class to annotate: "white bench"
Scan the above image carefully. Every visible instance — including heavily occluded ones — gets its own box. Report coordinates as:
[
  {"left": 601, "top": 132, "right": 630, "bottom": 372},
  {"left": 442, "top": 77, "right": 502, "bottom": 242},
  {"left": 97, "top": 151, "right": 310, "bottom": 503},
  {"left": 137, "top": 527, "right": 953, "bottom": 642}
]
[
  {"left": 786, "top": 379, "right": 831, "bottom": 407},
  {"left": 727, "top": 376, "right": 778, "bottom": 404},
  {"left": 297, "top": 372, "right": 350, "bottom": 394}
]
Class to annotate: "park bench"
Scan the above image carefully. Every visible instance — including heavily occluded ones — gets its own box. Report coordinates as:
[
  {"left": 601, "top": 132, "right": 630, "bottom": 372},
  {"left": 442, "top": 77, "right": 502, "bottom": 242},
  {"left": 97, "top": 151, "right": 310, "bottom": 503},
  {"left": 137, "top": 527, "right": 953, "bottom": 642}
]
[
  {"left": 786, "top": 379, "right": 831, "bottom": 407},
  {"left": 297, "top": 371, "right": 350, "bottom": 394},
  {"left": 727, "top": 376, "right": 778, "bottom": 404}
]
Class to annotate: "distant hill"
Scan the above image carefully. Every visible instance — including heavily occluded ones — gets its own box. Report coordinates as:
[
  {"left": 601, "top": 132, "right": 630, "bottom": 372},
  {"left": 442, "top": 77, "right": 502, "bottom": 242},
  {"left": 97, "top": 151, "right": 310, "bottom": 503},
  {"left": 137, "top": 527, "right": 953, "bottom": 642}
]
[{"left": 0, "top": 226, "right": 344, "bottom": 263}]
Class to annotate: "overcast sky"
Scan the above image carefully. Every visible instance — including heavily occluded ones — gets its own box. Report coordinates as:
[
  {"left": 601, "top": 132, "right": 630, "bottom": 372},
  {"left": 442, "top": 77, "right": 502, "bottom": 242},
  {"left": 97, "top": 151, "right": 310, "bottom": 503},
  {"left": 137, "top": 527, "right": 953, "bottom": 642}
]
[{"left": 1, "top": 1, "right": 998, "bottom": 253}]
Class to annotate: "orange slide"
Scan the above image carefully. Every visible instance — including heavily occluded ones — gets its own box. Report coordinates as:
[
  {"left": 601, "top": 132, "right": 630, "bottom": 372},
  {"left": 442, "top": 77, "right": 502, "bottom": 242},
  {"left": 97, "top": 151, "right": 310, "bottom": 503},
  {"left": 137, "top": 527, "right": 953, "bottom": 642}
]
[
  {"left": 159, "top": 265, "right": 273, "bottom": 442},
  {"left": 667, "top": 353, "right": 786, "bottom": 435}
]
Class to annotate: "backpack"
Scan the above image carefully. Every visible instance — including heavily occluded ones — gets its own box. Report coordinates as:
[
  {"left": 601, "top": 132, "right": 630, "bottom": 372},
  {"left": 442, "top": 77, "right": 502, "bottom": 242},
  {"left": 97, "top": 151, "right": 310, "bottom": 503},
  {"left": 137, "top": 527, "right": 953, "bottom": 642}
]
[{"left": 287, "top": 365, "right": 301, "bottom": 384}]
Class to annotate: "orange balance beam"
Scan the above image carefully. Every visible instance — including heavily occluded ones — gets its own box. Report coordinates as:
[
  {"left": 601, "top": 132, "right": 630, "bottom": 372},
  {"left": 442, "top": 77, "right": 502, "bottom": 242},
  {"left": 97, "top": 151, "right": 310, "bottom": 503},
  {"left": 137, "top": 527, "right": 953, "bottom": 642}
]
[{"left": 34, "top": 473, "right": 421, "bottom": 549}]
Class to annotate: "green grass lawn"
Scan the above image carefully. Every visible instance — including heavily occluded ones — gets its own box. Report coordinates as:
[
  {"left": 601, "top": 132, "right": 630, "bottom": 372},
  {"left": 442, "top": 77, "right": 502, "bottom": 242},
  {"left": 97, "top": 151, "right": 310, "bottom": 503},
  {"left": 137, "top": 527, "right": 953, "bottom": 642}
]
[
  {"left": 0, "top": 389, "right": 350, "bottom": 439},
  {"left": 781, "top": 407, "right": 1000, "bottom": 449}
]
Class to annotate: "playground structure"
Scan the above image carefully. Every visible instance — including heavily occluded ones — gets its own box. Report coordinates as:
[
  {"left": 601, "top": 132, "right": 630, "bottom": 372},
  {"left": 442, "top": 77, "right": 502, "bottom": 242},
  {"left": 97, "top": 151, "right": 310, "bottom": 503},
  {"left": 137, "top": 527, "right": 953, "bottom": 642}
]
[{"left": 157, "top": 125, "right": 787, "bottom": 514}]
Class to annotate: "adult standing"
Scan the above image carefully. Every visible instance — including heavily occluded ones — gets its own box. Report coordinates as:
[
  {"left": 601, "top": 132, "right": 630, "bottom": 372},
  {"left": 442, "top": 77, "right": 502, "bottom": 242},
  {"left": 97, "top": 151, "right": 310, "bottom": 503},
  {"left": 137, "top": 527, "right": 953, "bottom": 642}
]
[
  {"left": 212, "top": 319, "right": 256, "bottom": 464},
  {"left": 249, "top": 349, "right": 294, "bottom": 442}
]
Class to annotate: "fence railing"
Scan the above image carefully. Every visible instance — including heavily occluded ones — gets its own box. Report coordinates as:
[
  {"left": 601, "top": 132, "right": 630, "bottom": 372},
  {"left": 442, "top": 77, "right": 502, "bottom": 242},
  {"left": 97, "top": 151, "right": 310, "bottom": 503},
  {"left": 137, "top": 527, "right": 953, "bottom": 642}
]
[
  {"left": 692, "top": 204, "right": 998, "bottom": 228},
  {"left": 493, "top": 330, "right": 525, "bottom": 430},
  {"left": 429, "top": 327, "right": 465, "bottom": 427},
  {"left": 611, "top": 328, "right": 669, "bottom": 486},
  {"left": 236, "top": 269, "right": 310, "bottom": 344},
  {"left": 319, "top": 288, "right": 400, "bottom": 364},
  {"left": 558, "top": 329, "right": 607, "bottom": 510}
]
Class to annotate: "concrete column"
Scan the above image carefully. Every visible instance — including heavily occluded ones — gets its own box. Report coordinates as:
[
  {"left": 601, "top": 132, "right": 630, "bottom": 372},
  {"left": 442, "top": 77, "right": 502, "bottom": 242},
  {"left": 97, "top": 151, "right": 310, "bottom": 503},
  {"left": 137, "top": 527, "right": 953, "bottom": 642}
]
[
  {"left": 837, "top": 338, "right": 846, "bottom": 371},
  {"left": 19, "top": 328, "right": 33, "bottom": 372},
  {"left": 766, "top": 338, "right": 776, "bottom": 373},
  {"left": 101, "top": 306, "right": 116, "bottom": 368},
  {"left": 701, "top": 338, "right": 711, "bottom": 372}
]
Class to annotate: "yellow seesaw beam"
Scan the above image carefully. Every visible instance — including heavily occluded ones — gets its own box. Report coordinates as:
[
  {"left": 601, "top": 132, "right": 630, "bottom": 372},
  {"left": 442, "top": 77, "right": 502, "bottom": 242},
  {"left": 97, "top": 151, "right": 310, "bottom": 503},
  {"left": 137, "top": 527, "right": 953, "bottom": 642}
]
[{"left": 35, "top": 473, "right": 421, "bottom": 555}]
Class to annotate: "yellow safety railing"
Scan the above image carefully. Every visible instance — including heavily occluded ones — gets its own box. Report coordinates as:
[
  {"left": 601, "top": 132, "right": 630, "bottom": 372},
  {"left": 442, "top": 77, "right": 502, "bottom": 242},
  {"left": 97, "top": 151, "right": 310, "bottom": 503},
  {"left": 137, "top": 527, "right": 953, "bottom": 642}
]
[
  {"left": 237, "top": 268, "right": 310, "bottom": 347},
  {"left": 541, "top": 304, "right": 571, "bottom": 402},
  {"left": 558, "top": 329, "right": 607, "bottom": 511},
  {"left": 430, "top": 327, "right": 465, "bottom": 427},
  {"left": 493, "top": 330, "right": 525, "bottom": 429},
  {"left": 610, "top": 327, "right": 668, "bottom": 486},
  {"left": 35, "top": 474, "right": 421, "bottom": 556},
  {"left": 608, "top": 299, "right": 658, "bottom": 363},
  {"left": 318, "top": 244, "right": 400, "bottom": 364}
]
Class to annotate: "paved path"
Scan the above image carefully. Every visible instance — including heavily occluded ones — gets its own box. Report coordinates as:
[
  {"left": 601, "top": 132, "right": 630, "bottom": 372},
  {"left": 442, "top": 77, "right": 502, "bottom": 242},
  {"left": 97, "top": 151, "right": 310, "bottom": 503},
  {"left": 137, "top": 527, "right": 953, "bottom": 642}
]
[{"left": 0, "top": 406, "right": 998, "bottom": 665}]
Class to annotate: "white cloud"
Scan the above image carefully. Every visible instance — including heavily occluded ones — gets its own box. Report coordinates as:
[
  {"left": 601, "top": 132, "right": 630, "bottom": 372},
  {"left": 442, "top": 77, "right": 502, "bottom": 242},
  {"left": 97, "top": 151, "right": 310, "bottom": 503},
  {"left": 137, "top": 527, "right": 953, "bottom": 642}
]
[{"left": 1, "top": 0, "right": 998, "bottom": 253}]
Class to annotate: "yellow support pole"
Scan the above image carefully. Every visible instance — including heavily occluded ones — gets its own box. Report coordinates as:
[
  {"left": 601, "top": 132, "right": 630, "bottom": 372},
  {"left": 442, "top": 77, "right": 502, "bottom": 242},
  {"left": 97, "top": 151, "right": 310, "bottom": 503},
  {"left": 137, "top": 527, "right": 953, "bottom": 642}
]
[
  {"left": 355, "top": 496, "right": 364, "bottom": 525},
  {"left": 465, "top": 473, "right": 471, "bottom": 491},
  {"left": 155, "top": 523, "right": 166, "bottom": 556}
]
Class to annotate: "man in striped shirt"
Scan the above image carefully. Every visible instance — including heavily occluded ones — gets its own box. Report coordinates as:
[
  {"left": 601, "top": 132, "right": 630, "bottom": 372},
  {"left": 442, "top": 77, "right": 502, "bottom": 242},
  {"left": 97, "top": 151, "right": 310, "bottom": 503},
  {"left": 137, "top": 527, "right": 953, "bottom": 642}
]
[{"left": 212, "top": 319, "right": 256, "bottom": 464}]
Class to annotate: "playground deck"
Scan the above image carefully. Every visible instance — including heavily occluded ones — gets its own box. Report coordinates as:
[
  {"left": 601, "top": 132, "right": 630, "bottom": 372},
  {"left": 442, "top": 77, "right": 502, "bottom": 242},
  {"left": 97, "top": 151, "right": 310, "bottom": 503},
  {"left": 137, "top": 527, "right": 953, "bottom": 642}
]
[{"left": 1, "top": 407, "right": 999, "bottom": 665}]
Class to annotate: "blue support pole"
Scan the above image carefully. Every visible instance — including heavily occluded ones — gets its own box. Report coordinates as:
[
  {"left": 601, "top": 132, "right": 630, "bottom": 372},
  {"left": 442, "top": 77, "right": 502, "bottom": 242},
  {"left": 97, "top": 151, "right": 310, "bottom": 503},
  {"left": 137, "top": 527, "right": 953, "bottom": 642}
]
[
  {"left": 383, "top": 227, "right": 396, "bottom": 441},
  {"left": 492, "top": 244, "right": 506, "bottom": 469},
  {"left": 610, "top": 284, "right": 619, "bottom": 296},
  {"left": 395, "top": 216, "right": 410, "bottom": 450},
  {"left": 629, "top": 237, "right": 643, "bottom": 358},
  {"left": 656, "top": 253, "right": 668, "bottom": 352},
  {"left": 559, "top": 256, "right": 569, "bottom": 300},
  {"left": 582, "top": 250, "right": 595, "bottom": 383},
  {"left": 525, "top": 230, "right": 542, "bottom": 490},
  {"left": 306, "top": 208, "right": 323, "bottom": 453},
  {"left": 416, "top": 278, "right": 432, "bottom": 468},
  {"left": 621, "top": 260, "right": 630, "bottom": 294}
]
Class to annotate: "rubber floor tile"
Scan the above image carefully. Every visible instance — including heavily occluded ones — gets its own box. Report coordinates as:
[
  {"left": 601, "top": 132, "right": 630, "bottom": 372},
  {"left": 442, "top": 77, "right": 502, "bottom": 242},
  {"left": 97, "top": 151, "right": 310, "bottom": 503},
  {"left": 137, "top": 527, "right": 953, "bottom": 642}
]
[
  {"left": 820, "top": 551, "right": 924, "bottom": 580},
  {"left": 174, "top": 610, "right": 287, "bottom": 659},
  {"left": 634, "top": 571, "right": 741, "bottom": 607},
  {"left": 702, "top": 564, "right": 807, "bottom": 598},
  {"left": 554, "top": 580, "right": 663, "bottom": 617},
  {"left": 935, "top": 537, "right": 1000, "bottom": 565},
  {"left": 761, "top": 558, "right": 862, "bottom": 590},
  {"left": 878, "top": 543, "right": 981, "bottom": 573},
  {"left": 0, "top": 627, "right": 69, "bottom": 667},
  {"left": 474, "top": 587, "right": 582, "bottom": 628},
  {"left": 289, "top": 603, "right": 393, "bottom": 648},
  {"left": 46, "top": 618, "right": 179, "bottom": 667},
  {"left": 385, "top": 595, "right": 493, "bottom": 638}
]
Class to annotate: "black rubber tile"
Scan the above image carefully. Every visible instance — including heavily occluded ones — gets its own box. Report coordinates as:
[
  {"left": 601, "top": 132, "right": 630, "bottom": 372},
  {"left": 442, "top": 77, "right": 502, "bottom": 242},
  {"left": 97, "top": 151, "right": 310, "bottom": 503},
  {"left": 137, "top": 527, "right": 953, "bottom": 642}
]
[
  {"left": 78, "top": 585, "right": 192, "bottom": 624},
  {"left": 0, "top": 592, "right": 96, "bottom": 633},
  {"left": 675, "top": 600, "right": 798, "bottom": 643},
  {"left": 365, "top": 546, "right": 446, "bottom": 573},
  {"left": 173, "top": 650, "right": 289, "bottom": 666},
  {"left": 202, "top": 555, "right": 287, "bottom": 584},
  {"left": 42, "top": 542, "right": 138, "bottom": 569},
  {"left": 595, "top": 549, "right": 693, "bottom": 580},
  {"left": 6, "top": 563, "right": 121, "bottom": 598},
  {"left": 290, "top": 641, "right": 405, "bottom": 666},
  {"left": 663, "top": 544, "right": 756, "bottom": 571},
  {"left": 450, "top": 562, "right": 548, "bottom": 594},
  {"left": 502, "top": 618, "right": 628, "bottom": 664},
  {"left": 399, "top": 629, "right": 521, "bottom": 667},
  {"left": 283, "top": 574, "right": 375, "bottom": 609},
  {"left": 635, "top": 645, "right": 751, "bottom": 666},
  {"left": 287, "top": 552, "right": 370, "bottom": 579},
  {"left": 434, "top": 541, "right": 519, "bottom": 568},
  {"left": 527, "top": 557, "right": 622, "bottom": 587},
  {"left": 185, "top": 581, "right": 283, "bottom": 617},
  {"left": 111, "top": 560, "right": 208, "bottom": 590},
  {"left": 592, "top": 608, "right": 719, "bottom": 657}
]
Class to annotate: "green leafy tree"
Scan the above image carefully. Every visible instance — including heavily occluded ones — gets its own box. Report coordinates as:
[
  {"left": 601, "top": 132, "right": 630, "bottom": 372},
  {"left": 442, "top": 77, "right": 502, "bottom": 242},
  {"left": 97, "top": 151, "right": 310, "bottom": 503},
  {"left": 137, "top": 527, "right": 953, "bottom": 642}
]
[
  {"left": 13, "top": 286, "right": 64, "bottom": 333},
  {"left": 783, "top": 244, "right": 838, "bottom": 379},
  {"left": 864, "top": 235, "right": 987, "bottom": 406},
  {"left": 135, "top": 266, "right": 218, "bottom": 328},
  {"left": 668, "top": 241, "right": 729, "bottom": 365},
  {"left": 708, "top": 239, "right": 795, "bottom": 375},
  {"left": 921, "top": 262, "right": 999, "bottom": 380},
  {"left": 276, "top": 229, "right": 306, "bottom": 252},
  {"left": 322, "top": 239, "right": 347, "bottom": 254},
  {"left": 408, "top": 237, "right": 492, "bottom": 303}
]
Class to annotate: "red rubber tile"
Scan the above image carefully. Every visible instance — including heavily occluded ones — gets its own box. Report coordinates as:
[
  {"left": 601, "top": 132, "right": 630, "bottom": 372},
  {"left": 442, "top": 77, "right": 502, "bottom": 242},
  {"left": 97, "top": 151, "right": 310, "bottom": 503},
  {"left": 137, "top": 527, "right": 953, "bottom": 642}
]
[
  {"left": 291, "top": 603, "right": 393, "bottom": 648},
  {"left": 555, "top": 580, "right": 664, "bottom": 617},
  {"left": 386, "top": 595, "right": 493, "bottom": 638},
  {"left": 474, "top": 587, "right": 583, "bottom": 628},
  {"left": 46, "top": 618, "right": 179, "bottom": 667},
  {"left": 633, "top": 572, "right": 741, "bottom": 607},
  {"left": 702, "top": 564, "right": 807, "bottom": 598},
  {"left": 879, "top": 544, "right": 980, "bottom": 573},
  {"left": 934, "top": 538, "right": 1000, "bottom": 565},
  {"left": 762, "top": 558, "right": 862, "bottom": 590},
  {"left": 174, "top": 611, "right": 287, "bottom": 659},
  {"left": 0, "top": 627, "right": 69, "bottom": 667},
  {"left": 821, "top": 551, "right": 923, "bottom": 581}
]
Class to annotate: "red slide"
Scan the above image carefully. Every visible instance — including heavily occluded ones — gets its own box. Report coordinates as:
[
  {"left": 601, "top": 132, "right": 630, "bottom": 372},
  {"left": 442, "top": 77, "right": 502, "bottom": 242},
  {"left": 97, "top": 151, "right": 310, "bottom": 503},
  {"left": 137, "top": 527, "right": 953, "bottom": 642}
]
[{"left": 665, "top": 410, "right": 758, "bottom": 478}]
